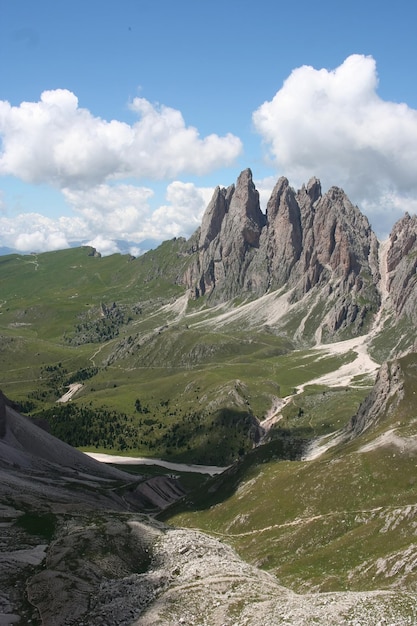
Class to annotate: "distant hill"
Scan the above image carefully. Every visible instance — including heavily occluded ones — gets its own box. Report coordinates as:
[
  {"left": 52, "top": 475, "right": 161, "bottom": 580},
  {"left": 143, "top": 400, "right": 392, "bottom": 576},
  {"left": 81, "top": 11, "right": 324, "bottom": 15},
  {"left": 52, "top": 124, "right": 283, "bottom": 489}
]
[{"left": 0, "top": 245, "right": 18, "bottom": 255}]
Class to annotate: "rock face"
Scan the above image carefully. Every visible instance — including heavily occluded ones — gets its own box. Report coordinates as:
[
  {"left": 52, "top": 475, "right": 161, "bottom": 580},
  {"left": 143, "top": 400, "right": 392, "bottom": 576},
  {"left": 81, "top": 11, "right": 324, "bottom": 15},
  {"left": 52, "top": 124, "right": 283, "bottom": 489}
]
[
  {"left": 386, "top": 213, "right": 417, "bottom": 324},
  {"left": 347, "top": 360, "right": 405, "bottom": 437},
  {"left": 184, "top": 169, "right": 266, "bottom": 300},
  {"left": 183, "top": 168, "right": 417, "bottom": 344},
  {"left": 0, "top": 395, "right": 187, "bottom": 623},
  {"left": 184, "top": 169, "right": 381, "bottom": 341},
  {"left": 0, "top": 390, "right": 185, "bottom": 512}
]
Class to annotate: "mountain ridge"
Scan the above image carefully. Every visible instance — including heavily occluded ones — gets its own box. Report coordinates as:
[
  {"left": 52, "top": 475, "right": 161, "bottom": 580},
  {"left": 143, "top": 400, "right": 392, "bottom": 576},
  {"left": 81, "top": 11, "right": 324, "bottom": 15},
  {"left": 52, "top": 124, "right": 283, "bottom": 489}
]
[{"left": 182, "top": 168, "right": 416, "bottom": 352}]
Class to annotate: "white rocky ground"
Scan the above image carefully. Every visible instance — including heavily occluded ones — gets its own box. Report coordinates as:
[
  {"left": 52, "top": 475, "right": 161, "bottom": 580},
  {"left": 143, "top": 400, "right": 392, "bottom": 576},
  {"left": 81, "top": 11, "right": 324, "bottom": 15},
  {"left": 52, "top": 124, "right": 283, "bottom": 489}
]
[
  {"left": 75, "top": 524, "right": 417, "bottom": 626},
  {"left": 56, "top": 383, "right": 83, "bottom": 403},
  {"left": 86, "top": 452, "right": 229, "bottom": 476}
]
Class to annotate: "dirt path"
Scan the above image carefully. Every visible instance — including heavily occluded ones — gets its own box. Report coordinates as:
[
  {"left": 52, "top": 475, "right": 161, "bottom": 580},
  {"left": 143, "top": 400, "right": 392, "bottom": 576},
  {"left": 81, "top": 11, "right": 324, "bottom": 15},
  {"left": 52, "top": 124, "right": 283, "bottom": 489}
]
[{"left": 209, "top": 503, "right": 404, "bottom": 539}]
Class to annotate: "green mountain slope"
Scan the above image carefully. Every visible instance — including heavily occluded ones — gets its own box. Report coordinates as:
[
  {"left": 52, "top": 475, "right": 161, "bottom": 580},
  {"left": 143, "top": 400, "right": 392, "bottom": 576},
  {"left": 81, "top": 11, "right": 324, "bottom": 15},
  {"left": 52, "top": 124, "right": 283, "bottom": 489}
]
[
  {"left": 2, "top": 238, "right": 417, "bottom": 614},
  {"left": 1, "top": 245, "right": 375, "bottom": 465},
  {"left": 162, "top": 351, "right": 417, "bottom": 593}
]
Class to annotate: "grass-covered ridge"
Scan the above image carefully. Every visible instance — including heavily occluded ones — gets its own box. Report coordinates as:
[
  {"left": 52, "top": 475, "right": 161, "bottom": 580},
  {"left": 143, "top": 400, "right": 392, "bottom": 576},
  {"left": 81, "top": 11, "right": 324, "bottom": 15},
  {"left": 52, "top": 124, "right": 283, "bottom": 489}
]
[
  {"left": 3, "top": 242, "right": 417, "bottom": 607},
  {"left": 1, "top": 245, "right": 375, "bottom": 465},
  {"left": 162, "top": 351, "right": 417, "bottom": 592}
]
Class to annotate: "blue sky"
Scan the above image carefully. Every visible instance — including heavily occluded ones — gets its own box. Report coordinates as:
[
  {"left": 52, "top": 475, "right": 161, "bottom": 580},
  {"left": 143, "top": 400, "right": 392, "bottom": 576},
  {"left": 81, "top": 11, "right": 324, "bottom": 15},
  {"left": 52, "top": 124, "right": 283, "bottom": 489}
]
[{"left": 1, "top": 0, "right": 416, "bottom": 255}]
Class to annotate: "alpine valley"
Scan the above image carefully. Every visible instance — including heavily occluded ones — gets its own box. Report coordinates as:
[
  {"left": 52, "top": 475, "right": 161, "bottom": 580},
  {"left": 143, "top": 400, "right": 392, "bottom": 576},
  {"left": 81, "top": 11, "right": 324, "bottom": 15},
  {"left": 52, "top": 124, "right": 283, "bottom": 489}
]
[{"left": 1, "top": 169, "right": 417, "bottom": 624}]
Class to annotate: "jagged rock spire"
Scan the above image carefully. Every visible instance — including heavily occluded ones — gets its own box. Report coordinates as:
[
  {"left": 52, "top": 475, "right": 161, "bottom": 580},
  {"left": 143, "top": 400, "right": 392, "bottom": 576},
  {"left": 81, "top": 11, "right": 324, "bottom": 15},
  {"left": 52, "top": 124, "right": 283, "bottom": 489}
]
[{"left": 182, "top": 168, "right": 416, "bottom": 341}]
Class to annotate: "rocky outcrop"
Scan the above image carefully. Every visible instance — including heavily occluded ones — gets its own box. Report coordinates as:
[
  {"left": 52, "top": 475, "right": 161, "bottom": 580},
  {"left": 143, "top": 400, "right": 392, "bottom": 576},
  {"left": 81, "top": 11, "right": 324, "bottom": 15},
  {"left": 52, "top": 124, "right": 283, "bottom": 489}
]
[
  {"left": 295, "top": 185, "right": 378, "bottom": 292},
  {"left": 0, "top": 399, "right": 187, "bottom": 624},
  {"left": 0, "top": 390, "right": 20, "bottom": 438},
  {"left": 21, "top": 514, "right": 409, "bottom": 626},
  {"left": 185, "top": 169, "right": 266, "bottom": 300},
  {"left": 184, "top": 169, "right": 381, "bottom": 341},
  {"left": 386, "top": 213, "right": 417, "bottom": 323},
  {"left": 347, "top": 360, "right": 405, "bottom": 437},
  {"left": 249, "top": 176, "right": 304, "bottom": 293},
  {"left": 0, "top": 397, "right": 186, "bottom": 512}
]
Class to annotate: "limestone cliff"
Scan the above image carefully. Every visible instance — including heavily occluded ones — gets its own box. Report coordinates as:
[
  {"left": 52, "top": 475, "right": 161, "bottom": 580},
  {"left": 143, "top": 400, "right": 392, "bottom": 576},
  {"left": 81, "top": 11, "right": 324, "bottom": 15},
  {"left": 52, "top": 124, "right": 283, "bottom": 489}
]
[
  {"left": 347, "top": 360, "right": 405, "bottom": 438},
  {"left": 184, "top": 169, "right": 266, "bottom": 300},
  {"left": 386, "top": 213, "right": 417, "bottom": 324},
  {"left": 184, "top": 169, "right": 381, "bottom": 341}
]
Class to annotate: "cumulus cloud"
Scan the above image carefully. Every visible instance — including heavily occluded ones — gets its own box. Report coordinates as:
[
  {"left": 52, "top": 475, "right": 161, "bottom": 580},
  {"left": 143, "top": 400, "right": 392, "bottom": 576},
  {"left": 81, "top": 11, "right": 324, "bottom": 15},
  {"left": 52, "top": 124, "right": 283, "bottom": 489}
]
[
  {"left": 253, "top": 175, "right": 277, "bottom": 212},
  {"left": 253, "top": 54, "right": 417, "bottom": 233},
  {"left": 148, "top": 182, "right": 213, "bottom": 240},
  {"left": 63, "top": 181, "right": 211, "bottom": 244},
  {"left": 62, "top": 184, "right": 154, "bottom": 240},
  {"left": 0, "top": 181, "right": 213, "bottom": 255},
  {"left": 85, "top": 235, "right": 121, "bottom": 257},
  {"left": 0, "top": 213, "right": 70, "bottom": 253},
  {"left": 0, "top": 90, "right": 242, "bottom": 188}
]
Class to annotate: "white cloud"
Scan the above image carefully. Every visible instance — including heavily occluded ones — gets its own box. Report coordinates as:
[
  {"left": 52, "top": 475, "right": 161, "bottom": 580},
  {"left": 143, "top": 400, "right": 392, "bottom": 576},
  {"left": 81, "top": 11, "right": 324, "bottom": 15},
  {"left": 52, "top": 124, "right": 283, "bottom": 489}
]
[
  {"left": 63, "top": 180, "right": 212, "bottom": 249},
  {"left": 0, "top": 90, "right": 242, "bottom": 188},
  {"left": 253, "top": 175, "right": 277, "bottom": 212},
  {"left": 0, "top": 212, "right": 70, "bottom": 252},
  {"left": 0, "top": 181, "right": 214, "bottom": 255},
  {"left": 62, "top": 184, "right": 154, "bottom": 240},
  {"left": 253, "top": 54, "right": 417, "bottom": 233},
  {"left": 14, "top": 230, "right": 68, "bottom": 253},
  {"left": 148, "top": 182, "right": 213, "bottom": 241},
  {"left": 85, "top": 235, "right": 121, "bottom": 257},
  {"left": 128, "top": 245, "right": 144, "bottom": 257}
]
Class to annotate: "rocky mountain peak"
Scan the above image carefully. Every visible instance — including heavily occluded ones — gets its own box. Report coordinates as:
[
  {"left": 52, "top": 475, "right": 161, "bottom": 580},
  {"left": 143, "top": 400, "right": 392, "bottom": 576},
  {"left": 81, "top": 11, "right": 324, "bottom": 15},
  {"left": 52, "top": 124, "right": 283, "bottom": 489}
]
[
  {"left": 306, "top": 176, "right": 322, "bottom": 203},
  {"left": 199, "top": 185, "right": 230, "bottom": 250},
  {"left": 224, "top": 167, "right": 265, "bottom": 250},
  {"left": 256, "top": 176, "right": 303, "bottom": 289},
  {"left": 387, "top": 212, "right": 417, "bottom": 273},
  {"left": 198, "top": 169, "right": 265, "bottom": 254},
  {"left": 184, "top": 169, "right": 267, "bottom": 299},
  {"left": 183, "top": 169, "right": 416, "bottom": 344},
  {"left": 308, "top": 185, "right": 376, "bottom": 280},
  {"left": 385, "top": 212, "right": 417, "bottom": 323},
  {"left": 347, "top": 360, "right": 404, "bottom": 438},
  {"left": 265, "top": 176, "right": 291, "bottom": 220},
  {"left": 232, "top": 168, "right": 260, "bottom": 218}
]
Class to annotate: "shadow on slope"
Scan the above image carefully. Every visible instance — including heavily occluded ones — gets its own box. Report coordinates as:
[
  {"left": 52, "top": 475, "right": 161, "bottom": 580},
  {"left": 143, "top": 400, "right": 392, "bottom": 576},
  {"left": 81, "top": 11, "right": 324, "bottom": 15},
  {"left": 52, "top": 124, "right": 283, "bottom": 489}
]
[
  {"left": 162, "top": 354, "right": 417, "bottom": 593},
  {"left": 159, "top": 436, "right": 306, "bottom": 520}
]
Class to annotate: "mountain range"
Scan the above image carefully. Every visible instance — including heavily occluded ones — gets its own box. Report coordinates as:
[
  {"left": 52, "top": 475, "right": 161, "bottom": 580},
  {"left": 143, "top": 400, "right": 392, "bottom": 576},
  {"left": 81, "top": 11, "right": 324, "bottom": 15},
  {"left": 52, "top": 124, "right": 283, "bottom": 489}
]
[
  {"left": 185, "top": 168, "right": 416, "bottom": 348},
  {"left": 1, "top": 169, "right": 417, "bottom": 624}
]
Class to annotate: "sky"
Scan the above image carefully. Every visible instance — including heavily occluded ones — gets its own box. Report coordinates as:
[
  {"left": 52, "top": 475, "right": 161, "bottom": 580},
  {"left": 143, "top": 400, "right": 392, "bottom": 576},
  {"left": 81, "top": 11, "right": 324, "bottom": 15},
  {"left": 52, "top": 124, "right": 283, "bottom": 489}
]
[{"left": 1, "top": 0, "right": 417, "bottom": 256}]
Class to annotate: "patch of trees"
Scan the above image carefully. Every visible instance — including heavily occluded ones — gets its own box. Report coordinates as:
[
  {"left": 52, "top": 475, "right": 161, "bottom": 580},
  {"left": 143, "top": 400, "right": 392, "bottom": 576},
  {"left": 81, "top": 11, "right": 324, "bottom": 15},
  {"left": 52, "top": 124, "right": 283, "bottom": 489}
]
[
  {"left": 135, "top": 398, "right": 150, "bottom": 414},
  {"left": 17, "top": 399, "right": 37, "bottom": 413},
  {"left": 29, "top": 394, "right": 259, "bottom": 464},
  {"left": 28, "top": 363, "right": 100, "bottom": 405},
  {"left": 67, "top": 366, "right": 98, "bottom": 384},
  {"left": 35, "top": 403, "right": 139, "bottom": 451},
  {"left": 149, "top": 406, "right": 257, "bottom": 465},
  {"left": 29, "top": 363, "right": 68, "bottom": 402},
  {"left": 64, "top": 302, "right": 133, "bottom": 345}
]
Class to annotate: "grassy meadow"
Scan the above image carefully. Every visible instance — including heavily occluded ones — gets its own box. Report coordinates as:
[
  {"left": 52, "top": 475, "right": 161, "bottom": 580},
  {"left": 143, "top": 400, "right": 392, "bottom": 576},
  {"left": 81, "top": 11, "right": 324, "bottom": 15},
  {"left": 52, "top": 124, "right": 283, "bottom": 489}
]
[{"left": 0, "top": 245, "right": 369, "bottom": 464}]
